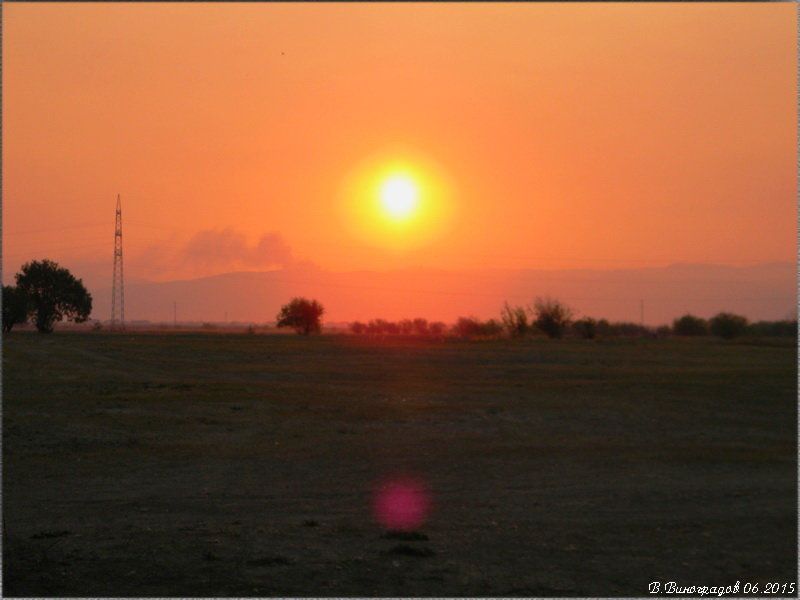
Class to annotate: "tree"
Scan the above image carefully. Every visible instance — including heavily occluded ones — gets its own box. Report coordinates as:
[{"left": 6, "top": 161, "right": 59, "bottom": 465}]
[
  {"left": 3, "top": 285, "right": 29, "bottom": 333},
  {"left": 501, "top": 302, "right": 529, "bottom": 338},
  {"left": 709, "top": 312, "right": 748, "bottom": 340},
  {"left": 412, "top": 318, "right": 429, "bottom": 336},
  {"left": 350, "top": 321, "right": 366, "bottom": 335},
  {"left": 15, "top": 260, "right": 92, "bottom": 333},
  {"left": 673, "top": 314, "right": 708, "bottom": 336},
  {"left": 531, "top": 296, "right": 574, "bottom": 339},
  {"left": 276, "top": 297, "right": 324, "bottom": 335},
  {"left": 397, "top": 319, "right": 412, "bottom": 335},
  {"left": 428, "top": 321, "right": 446, "bottom": 336},
  {"left": 453, "top": 316, "right": 481, "bottom": 337},
  {"left": 453, "top": 316, "right": 503, "bottom": 337},
  {"left": 572, "top": 317, "right": 597, "bottom": 339}
]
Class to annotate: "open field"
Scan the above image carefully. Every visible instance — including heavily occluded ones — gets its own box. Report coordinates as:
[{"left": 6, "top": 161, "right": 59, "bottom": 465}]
[{"left": 3, "top": 332, "right": 796, "bottom": 597}]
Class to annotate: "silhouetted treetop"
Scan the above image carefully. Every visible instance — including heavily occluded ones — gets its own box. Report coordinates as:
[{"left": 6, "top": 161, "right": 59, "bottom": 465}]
[
  {"left": 276, "top": 297, "right": 324, "bottom": 335},
  {"left": 15, "top": 260, "right": 92, "bottom": 333}
]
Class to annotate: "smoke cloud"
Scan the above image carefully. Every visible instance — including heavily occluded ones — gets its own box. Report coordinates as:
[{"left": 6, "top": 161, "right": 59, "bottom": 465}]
[{"left": 183, "top": 229, "right": 293, "bottom": 269}]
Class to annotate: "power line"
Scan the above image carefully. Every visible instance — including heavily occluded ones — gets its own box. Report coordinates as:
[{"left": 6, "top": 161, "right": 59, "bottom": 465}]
[
  {"left": 3, "top": 240, "right": 109, "bottom": 259},
  {"left": 11, "top": 221, "right": 109, "bottom": 236}
]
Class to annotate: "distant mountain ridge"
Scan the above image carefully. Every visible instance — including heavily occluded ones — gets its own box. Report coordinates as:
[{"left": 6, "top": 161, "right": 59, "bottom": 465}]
[{"left": 87, "top": 262, "right": 796, "bottom": 326}]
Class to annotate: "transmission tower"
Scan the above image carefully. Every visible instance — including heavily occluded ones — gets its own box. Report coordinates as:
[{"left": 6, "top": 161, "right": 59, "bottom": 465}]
[{"left": 111, "top": 194, "right": 125, "bottom": 330}]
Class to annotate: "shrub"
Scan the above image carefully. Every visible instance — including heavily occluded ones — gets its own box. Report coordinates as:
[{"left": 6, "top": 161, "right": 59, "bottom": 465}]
[
  {"left": 501, "top": 302, "right": 529, "bottom": 338},
  {"left": 428, "top": 321, "right": 446, "bottom": 336},
  {"left": 572, "top": 317, "right": 598, "bottom": 339},
  {"left": 673, "top": 314, "right": 708, "bottom": 336},
  {"left": 412, "top": 318, "right": 429, "bottom": 335},
  {"left": 453, "top": 317, "right": 503, "bottom": 338},
  {"left": 747, "top": 320, "right": 797, "bottom": 337},
  {"left": 607, "top": 322, "right": 648, "bottom": 337},
  {"left": 398, "top": 319, "right": 414, "bottom": 335},
  {"left": 453, "top": 317, "right": 482, "bottom": 337},
  {"left": 655, "top": 325, "right": 672, "bottom": 338},
  {"left": 709, "top": 312, "right": 748, "bottom": 340},
  {"left": 481, "top": 319, "right": 504, "bottom": 336},
  {"left": 531, "top": 296, "right": 574, "bottom": 339}
]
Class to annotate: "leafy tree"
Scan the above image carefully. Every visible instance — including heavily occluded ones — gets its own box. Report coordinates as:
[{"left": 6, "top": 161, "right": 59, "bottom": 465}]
[
  {"left": 709, "top": 312, "right": 748, "bottom": 340},
  {"left": 572, "top": 317, "right": 597, "bottom": 339},
  {"left": 367, "top": 319, "right": 388, "bottom": 334},
  {"left": 673, "top": 314, "right": 708, "bottom": 336},
  {"left": 501, "top": 302, "right": 529, "bottom": 338},
  {"left": 607, "top": 321, "right": 648, "bottom": 337},
  {"left": 655, "top": 325, "right": 672, "bottom": 338},
  {"left": 276, "top": 297, "right": 324, "bottom": 335},
  {"left": 596, "top": 318, "right": 611, "bottom": 337},
  {"left": 428, "top": 321, "right": 446, "bottom": 336},
  {"left": 531, "top": 296, "right": 574, "bottom": 339},
  {"left": 15, "top": 260, "right": 92, "bottom": 333},
  {"left": 748, "top": 319, "right": 797, "bottom": 337},
  {"left": 453, "top": 316, "right": 481, "bottom": 337},
  {"left": 350, "top": 321, "right": 366, "bottom": 335},
  {"left": 412, "top": 318, "right": 429, "bottom": 335},
  {"left": 2, "top": 285, "right": 29, "bottom": 333},
  {"left": 453, "top": 316, "right": 503, "bottom": 337}
]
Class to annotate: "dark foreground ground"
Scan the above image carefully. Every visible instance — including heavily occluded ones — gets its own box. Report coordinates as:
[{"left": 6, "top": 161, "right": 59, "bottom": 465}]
[{"left": 3, "top": 332, "right": 797, "bottom": 597}]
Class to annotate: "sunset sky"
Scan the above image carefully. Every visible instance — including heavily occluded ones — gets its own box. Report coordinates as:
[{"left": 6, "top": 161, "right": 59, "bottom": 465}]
[{"left": 3, "top": 3, "right": 796, "bottom": 295}]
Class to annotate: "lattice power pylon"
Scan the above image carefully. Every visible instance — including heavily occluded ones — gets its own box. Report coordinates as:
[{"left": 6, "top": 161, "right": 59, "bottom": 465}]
[{"left": 111, "top": 194, "right": 125, "bottom": 330}]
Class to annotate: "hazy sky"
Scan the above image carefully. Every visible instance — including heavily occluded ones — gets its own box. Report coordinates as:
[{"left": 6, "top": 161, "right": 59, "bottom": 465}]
[{"left": 3, "top": 2, "right": 796, "bottom": 284}]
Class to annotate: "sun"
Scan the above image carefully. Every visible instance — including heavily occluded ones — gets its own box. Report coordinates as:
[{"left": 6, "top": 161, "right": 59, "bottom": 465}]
[
  {"left": 379, "top": 174, "right": 419, "bottom": 220},
  {"left": 337, "top": 149, "right": 457, "bottom": 252}
]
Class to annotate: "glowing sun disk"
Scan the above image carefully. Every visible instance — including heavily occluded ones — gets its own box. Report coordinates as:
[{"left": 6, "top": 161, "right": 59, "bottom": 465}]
[{"left": 379, "top": 175, "right": 418, "bottom": 219}]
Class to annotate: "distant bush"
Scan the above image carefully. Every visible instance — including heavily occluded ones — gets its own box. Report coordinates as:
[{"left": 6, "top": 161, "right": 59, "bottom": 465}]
[
  {"left": 483, "top": 319, "right": 504, "bottom": 336},
  {"left": 747, "top": 320, "right": 798, "bottom": 337},
  {"left": 412, "top": 318, "right": 429, "bottom": 335},
  {"left": 607, "top": 322, "right": 649, "bottom": 337},
  {"left": 366, "top": 319, "right": 387, "bottom": 334},
  {"left": 453, "top": 316, "right": 503, "bottom": 338},
  {"left": 531, "top": 296, "right": 574, "bottom": 339},
  {"left": 595, "top": 319, "right": 611, "bottom": 337},
  {"left": 428, "top": 321, "right": 446, "bottom": 336},
  {"left": 352, "top": 318, "right": 442, "bottom": 337},
  {"left": 655, "top": 325, "right": 672, "bottom": 338},
  {"left": 453, "top": 317, "right": 482, "bottom": 337},
  {"left": 501, "top": 302, "right": 529, "bottom": 338},
  {"left": 572, "top": 317, "right": 598, "bottom": 339},
  {"left": 709, "top": 312, "right": 748, "bottom": 340},
  {"left": 399, "top": 319, "right": 414, "bottom": 335},
  {"left": 673, "top": 314, "right": 709, "bottom": 336}
]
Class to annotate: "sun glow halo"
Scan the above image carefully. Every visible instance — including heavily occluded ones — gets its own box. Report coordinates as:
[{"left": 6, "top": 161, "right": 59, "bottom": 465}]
[
  {"left": 338, "top": 150, "right": 457, "bottom": 252},
  {"left": 379, "top": 175, "right": 419, "bottom": 220}
]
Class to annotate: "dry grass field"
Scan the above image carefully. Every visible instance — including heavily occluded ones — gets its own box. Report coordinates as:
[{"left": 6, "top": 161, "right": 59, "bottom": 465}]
[{"left": 3, "top": 332, "right": 796, "bottom": 596}]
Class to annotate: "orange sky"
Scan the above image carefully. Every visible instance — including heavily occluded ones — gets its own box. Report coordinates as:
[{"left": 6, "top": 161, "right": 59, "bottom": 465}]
[{"left": 3, "top": 2, "right": 796, "bottom": 287}]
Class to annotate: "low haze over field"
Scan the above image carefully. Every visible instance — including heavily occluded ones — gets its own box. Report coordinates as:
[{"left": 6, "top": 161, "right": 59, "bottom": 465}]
[{"left": 3, "top": 3, "right": 795, "bottom": 322}]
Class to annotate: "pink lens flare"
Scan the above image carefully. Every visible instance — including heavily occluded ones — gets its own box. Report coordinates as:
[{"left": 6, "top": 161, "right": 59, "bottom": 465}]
[{"left": 372, "top": 476, "right": 431, "bottom": 531}]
